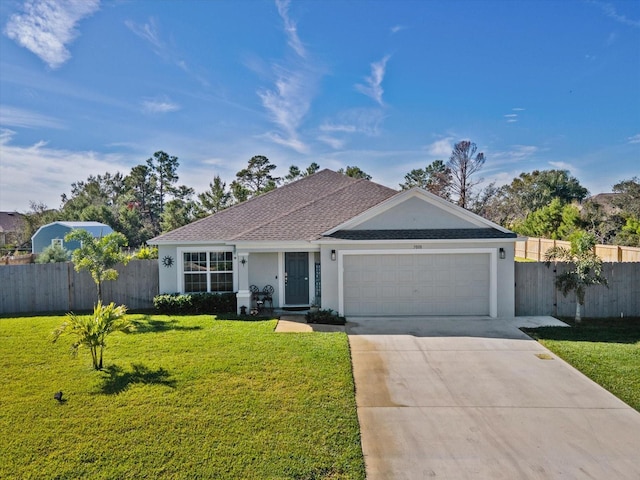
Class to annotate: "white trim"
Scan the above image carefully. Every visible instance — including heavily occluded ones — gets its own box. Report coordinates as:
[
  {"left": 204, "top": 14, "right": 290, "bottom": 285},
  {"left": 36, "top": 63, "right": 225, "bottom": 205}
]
[
  {"left": 176, "top": 246, "right": 235, "bottom": 294},
  {"left": 308, "top": 253, "right": 315, "bottom": 305},
  {"left": 278, "top": 252, "right": 284, "bottom": 305},
  {"left": 323, "top": 188, "right": 512, "bottom": 235},
  {"left": 337, "top": 248, "right": 498, "bottom": 318},
  {"left": 51, "top": 238, "right": 64, "bottom": 248}
]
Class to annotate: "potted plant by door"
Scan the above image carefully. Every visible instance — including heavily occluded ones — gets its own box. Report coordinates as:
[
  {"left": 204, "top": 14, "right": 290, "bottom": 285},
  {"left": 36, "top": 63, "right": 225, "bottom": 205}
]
[{"left": 309, "top": 297, "right": 320, "bottom": 313}]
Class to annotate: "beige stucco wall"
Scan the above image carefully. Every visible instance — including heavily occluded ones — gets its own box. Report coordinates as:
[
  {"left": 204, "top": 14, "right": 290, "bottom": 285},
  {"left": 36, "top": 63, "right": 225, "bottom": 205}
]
[
  {"left": 353, "top": 197, "right": 479, "bottom": 230},
  {"left": 247, "top": 252, "right": 280, "bottom": 307}
]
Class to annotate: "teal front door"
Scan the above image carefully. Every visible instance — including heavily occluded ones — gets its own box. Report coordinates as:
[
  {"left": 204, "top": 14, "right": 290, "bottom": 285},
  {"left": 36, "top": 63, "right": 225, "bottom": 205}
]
[{"left": 285, "top": 252, "right": 309, "bottom": 304}]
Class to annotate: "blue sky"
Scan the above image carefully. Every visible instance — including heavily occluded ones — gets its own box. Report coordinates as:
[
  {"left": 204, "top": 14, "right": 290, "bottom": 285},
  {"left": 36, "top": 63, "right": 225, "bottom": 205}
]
[{"left": 1, "top": 0, "right": 639, "bottom": 213}]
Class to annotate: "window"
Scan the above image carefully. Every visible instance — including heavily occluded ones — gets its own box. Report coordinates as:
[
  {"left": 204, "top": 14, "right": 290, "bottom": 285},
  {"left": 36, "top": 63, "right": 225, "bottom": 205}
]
[
  {"left": 52, "top": 238, "right": 63, "bottom": 248},
  {"left": 183, "top": 251, "right": 233, "bottom": 293}
]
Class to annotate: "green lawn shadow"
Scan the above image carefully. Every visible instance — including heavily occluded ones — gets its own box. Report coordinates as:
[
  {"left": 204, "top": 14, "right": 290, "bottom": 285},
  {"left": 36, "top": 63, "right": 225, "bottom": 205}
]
[
  {"left": 523, "top": 319, "right": 640, "bottom": 345},
  {"left": 99, "top": 363, "right": 176, "bottom": 394},
  {"left": 128, "top": 315, "right": 204, "bottom": 334}
]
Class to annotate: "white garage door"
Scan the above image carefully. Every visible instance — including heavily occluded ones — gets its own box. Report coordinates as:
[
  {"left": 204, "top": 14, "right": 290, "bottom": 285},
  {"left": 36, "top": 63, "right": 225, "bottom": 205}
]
[{"left": 343, "top": 253, "right": 490, "bottom": 316}]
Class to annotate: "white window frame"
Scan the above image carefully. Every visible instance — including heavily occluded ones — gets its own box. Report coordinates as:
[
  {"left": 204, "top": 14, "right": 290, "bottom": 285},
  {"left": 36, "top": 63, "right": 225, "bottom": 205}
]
[
  {"left": 51, "top": 238, "right": 64, "bottom": 248},
  {"left": 177, "top": 247, "right": 236, "bottom": 294}
]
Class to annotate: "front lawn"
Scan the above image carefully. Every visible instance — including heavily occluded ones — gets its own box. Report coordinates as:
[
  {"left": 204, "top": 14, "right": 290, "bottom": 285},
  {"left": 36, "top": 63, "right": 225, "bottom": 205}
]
[
  {"left": 523, "top": 318, "right": 640, "bottom": 412},
  {"left": 0, "top": 314, "right": 365, "bottom": 479}
]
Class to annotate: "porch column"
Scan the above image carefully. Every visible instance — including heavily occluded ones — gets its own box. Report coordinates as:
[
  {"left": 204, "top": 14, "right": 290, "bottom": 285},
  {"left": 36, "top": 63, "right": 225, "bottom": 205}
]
[{"left": 236, "top": 252, "right": 251, "bottom": 314}]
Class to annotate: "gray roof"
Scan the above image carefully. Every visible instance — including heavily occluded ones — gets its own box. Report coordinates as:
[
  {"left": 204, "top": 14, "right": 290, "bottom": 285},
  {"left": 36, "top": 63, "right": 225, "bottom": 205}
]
[
  {"left": 328, "top": 229, "right": 518, "bottom": 240},
  {"left": 150, "top": 169, "right": 398, "bottom": 243},
  {"left": 0, "top": 212, "right": 25, "bottom": 233}
]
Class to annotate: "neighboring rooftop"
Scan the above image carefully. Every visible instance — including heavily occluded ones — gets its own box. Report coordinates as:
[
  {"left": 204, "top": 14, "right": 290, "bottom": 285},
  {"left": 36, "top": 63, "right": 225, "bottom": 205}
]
[
  {"left": 0, "top": 211, "right": 25, "bottom": 233},
  {"left": 584, "top": 193, "right": 621, "bottom": 215}
]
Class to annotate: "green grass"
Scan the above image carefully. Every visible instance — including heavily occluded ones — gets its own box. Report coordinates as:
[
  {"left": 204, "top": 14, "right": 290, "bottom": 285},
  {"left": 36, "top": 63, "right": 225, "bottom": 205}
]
[
  {"left": 514, "top": 256, "right": 537, "bottom": 262},
  {"left": 0, "top": 314, "right": 365, "bottom": 479},
  {"left": 523, "top": 318, "right": 640, "bottom": 412}
]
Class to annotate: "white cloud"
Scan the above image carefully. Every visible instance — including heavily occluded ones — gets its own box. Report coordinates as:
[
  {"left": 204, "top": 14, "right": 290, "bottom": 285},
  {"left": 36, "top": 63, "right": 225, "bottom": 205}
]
[
  {"left": 390, "top": 25, "right": 407, "bottom": 34},
  {"left": 317, "top": 135, "right": 344, "bottom": 149},
  {"left": 0, "top": 130, "right": 132, "bottom": 212},
  {"left": 4, "top": 0, "right": 100, "bottom": 69},
  {"left": 512, "top": 107, "right": 525, "bottom": 111},
  {"left": 141, "top": 97, "right": 180, "bottom": 114},
  {"left": 258, "top": 68, "right": 313, "bottom": 153},
  {"left": 0, "top": 105, "right": 64, "bottom": 129},
  {"left": 489, "top": 145, "right": 539, "bottom": 166},
  {"left": 504, "top": 113, "right": 518, "bottom": 123},
  {"left": 592, "top": 1, "right": 640, "bottom": 28},
  {"left": 263, "top": 131, "right": 309, "bottom": 153},
  {"left": 275, "top": 0, "right": 306, "bottom": 58},
  {"left": 549, "top": 160, "right": 580, "bottom": 176},
  {"left": 125, "top": 17, "right": 164, "bottom": 53},
  {"left": 628, "top": 133, "right": 640, "bottom": 144},
  {"left": 355, "top": 55, "right": 391, "bottom": 105},
  {"left": 425, "top": 138, "right": 454, "bottom": 157},
  {"left": 605, "top": 31, "right": 618, "bottom": 46},
  {"left": 320, "top": 108, "right": 385, "bottom": 137}
]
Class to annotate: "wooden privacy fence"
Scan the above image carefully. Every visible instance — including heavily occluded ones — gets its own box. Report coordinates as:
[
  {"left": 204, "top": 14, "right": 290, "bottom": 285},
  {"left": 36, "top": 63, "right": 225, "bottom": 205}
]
[
  {"left": 0, "top": 260, "right": 158, "bottom": 314},
  {"left": 1, "top": 259, "right": 638, "bottom": 317},
  {"left": 516, "top": 237, "right": 640, "bottom": 262},
  {"left": 515, "top": 262, "right": 640, "bottom": 318}
]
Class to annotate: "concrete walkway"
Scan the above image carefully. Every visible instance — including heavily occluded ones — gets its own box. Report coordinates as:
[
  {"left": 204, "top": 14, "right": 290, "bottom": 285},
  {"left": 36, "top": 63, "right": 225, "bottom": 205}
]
[
  {"left": 275, "top": 314, "right": 346, "bottom": 333},
  {"left": 347, "top": 316, "right": 640, "bottom": 479}
]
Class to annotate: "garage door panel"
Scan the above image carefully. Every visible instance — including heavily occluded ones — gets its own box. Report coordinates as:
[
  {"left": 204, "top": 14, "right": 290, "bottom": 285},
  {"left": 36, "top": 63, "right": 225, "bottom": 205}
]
[{"left": 343, "top": 253, "right": 490, "bottom": 316}]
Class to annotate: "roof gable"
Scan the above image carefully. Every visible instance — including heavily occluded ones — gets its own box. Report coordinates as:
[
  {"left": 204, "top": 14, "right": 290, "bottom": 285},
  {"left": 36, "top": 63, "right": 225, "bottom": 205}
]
[{"left": 323, "top": 188, "right": 512, "bottom": 235}]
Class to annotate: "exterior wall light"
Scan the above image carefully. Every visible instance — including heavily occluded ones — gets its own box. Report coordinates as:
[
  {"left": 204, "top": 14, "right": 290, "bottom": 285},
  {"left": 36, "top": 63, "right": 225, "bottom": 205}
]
[
  {"left": 240, "top": 257, "right": 247, "bottom": 266},
  {"left": 331, "top": 249, "right": 336, "bottom": 261},
  {"left": 499, "top": 248, "right": 506, "bottom": 260}
]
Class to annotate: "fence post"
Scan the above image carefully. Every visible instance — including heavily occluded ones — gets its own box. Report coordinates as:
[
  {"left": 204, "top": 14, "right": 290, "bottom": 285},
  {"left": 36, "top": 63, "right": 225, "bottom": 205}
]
[{"left": 67, "top": 262, "right": 73, "bottom": 311}]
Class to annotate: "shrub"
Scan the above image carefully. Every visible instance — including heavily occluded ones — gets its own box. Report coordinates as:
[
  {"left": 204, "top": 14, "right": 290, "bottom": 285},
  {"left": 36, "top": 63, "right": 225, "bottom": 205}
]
[
  {"left": 153, "top": 292, "right": 237, "bottom": 314},
  {"left": 36, "top": 244, "right": 70, "bottom": 263},
  {"left": 131, "top": 245, "right": 158, "bottom": 260},
  {"left": 305, "top": 309, "right": 346, "bottom": 325}
]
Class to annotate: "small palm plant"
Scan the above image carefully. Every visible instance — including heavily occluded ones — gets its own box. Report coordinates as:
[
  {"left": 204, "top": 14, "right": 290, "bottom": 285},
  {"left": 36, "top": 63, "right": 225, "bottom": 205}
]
[
  {"left": 544, "top": 232, "right": 608, "bottom": 323},
  {"left": 52, "top": 302, "right": 133, "bottom": 370}
]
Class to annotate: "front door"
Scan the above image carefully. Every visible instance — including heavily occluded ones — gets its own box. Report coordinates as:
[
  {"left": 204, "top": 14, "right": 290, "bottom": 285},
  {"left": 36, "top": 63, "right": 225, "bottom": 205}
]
[{"left": 285, "top": 252, "right": 309, "bottom": 304}]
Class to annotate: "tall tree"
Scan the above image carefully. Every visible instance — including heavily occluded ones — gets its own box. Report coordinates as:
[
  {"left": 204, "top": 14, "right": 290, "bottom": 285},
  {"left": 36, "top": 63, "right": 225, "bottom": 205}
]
[
  {"left": 400, "top": 160, "right": 452, "bottom": 199},
  {"left": 232, "top": 155, "right": 280, "bottom": 200},
  {"left": 544, "top": 232, "right": 608, "bottom": 322},
  {"left": 197, "top": 175, "right": 231, "bottom": 217},
  {"left": 338, "top": 165, "right": 372, "bottom": 180},
  {"left": 160, "top": 185, "right": 195, "bottom": 233},
  {"left": 506, "top": 170, "right": 588, "bottom": 218},
  {"left": 612, "top": 177, "right": 640, "bottom": 218},
  {"left": 447, "top": 140, "right": 485, "bottom": 209},
  {"left": 513, "top": 198, "right": 582, "bottom": 240},
  {"left": 611, "top": 177, "right": 640, "bottom": 246},
  {"left": 284, "top": 162, "right": 320, "bottom": 183},
  {"left": 147, "top": 151, "right": 179, "bottom": 214}
]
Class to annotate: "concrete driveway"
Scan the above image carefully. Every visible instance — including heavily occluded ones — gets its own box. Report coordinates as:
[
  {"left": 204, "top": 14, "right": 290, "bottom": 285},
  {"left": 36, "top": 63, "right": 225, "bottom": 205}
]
[{"left": 347, "top": 316, "right": 640, "bottom": 479}]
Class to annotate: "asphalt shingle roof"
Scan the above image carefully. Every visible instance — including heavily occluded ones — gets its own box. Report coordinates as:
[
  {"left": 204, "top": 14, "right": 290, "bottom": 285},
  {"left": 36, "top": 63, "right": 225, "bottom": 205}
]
[{"left": 150, "top": 169, "right": 398, "bottom": 243}]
